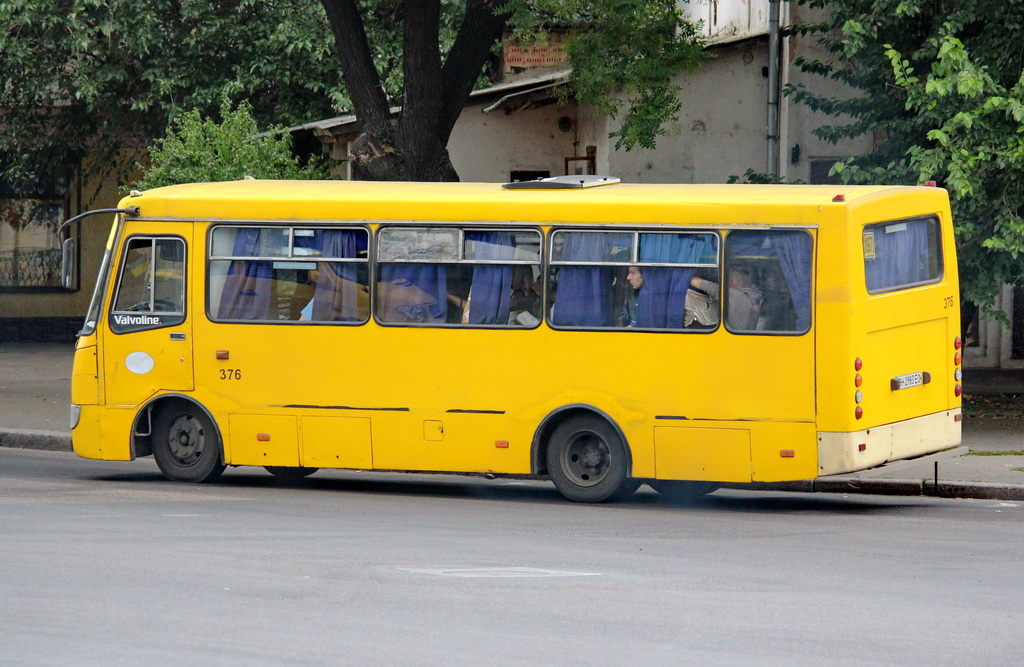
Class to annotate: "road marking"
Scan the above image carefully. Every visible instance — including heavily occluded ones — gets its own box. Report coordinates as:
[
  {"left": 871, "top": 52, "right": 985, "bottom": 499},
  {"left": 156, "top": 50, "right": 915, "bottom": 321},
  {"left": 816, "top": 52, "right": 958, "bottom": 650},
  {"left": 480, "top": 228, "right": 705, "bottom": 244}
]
[{"left": 398, "top": 567, "right": 600, "bottom": 578}]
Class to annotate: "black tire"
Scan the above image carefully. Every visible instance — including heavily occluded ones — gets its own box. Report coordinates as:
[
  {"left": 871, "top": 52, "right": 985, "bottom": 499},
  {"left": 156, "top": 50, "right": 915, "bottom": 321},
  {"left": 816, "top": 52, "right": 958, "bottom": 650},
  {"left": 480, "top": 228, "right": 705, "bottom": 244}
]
[
  {"left": 152, "top": 401, "right": 225, "bottom": 483},
  {"left": 649, "top": 480, "right": 720, "bottom": 504},
  {"left": 264, "top": 466, "right": 319, "bottom": 479},
  {"left": 546, "top": 414, "right": 638, "bottom": 503}
]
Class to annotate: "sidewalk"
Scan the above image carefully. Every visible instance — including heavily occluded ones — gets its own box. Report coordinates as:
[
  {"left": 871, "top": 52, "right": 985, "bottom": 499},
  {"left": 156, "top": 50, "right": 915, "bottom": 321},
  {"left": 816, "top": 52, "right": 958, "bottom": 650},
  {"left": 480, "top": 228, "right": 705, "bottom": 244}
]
[{"left": 2, "top": 342, "right": 1023, "bottom": 500}]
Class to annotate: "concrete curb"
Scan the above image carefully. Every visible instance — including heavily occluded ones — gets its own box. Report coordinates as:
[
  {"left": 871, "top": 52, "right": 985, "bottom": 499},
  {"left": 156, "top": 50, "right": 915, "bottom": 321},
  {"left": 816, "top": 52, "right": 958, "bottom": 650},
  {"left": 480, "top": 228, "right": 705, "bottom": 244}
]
[
  {"left": 726, "top": 477, "right": 1024, "bottom": 501},
  {"left": 924, "top": 480, "right": 1024, "bottom": 501},
  {"left": 0, "top": 428, "right": 72, "bottom": 452}
]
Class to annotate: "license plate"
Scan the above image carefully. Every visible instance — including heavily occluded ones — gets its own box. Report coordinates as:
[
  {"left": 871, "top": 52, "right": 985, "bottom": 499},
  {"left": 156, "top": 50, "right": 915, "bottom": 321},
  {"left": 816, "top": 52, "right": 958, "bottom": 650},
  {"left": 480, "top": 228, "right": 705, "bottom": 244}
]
[{"left": 891, "top": 372, "right": 923, "bottom": 390}]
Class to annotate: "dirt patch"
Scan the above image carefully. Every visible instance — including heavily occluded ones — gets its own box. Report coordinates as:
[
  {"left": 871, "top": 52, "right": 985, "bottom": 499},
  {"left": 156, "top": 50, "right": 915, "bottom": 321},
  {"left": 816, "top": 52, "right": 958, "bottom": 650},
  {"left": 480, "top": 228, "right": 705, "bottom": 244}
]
[{"left": 962, "top": 394, "right": 1024, "bottom": 433}]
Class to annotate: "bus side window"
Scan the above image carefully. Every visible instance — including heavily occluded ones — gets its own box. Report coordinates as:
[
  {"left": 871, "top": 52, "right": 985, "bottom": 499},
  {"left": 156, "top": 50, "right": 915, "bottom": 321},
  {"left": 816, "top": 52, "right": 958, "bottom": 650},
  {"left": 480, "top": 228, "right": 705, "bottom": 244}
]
[
  {"left": 376, "top": 227, "right": 541, "bottom": 327},
  {"left": 549, "top": 230, "right": 719, "bottom": 330},
  {"left": 209, "top": 226, "right": 369, "bottom": 323},
  {"left": 724, "top": 230, "right": 813, "bottom": 334}
]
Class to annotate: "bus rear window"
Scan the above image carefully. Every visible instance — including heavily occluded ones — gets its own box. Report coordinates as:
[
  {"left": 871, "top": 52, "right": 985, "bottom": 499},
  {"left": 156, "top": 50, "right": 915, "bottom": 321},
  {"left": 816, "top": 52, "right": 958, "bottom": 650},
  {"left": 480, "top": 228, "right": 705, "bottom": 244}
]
[{"left": 863, "top": 216, "right": 942, "bottom": 294}]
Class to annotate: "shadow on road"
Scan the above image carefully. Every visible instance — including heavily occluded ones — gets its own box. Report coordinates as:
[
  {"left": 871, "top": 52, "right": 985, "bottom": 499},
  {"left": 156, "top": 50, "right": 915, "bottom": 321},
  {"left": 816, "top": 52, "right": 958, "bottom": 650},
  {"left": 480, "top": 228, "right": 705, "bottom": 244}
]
[{"left": 89, "top": 466, "right": 913, "bottom": 515}]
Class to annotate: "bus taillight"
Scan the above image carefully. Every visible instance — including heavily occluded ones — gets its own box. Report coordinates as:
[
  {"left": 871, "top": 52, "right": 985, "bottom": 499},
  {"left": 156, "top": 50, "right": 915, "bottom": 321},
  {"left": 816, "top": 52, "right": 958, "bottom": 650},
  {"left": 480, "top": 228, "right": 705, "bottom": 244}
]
[
  {"left": 953, "top": 341, "right": 962, "bottom": 397},
  {"left": 854, "top": 359, "right": 864, "bottom": 419}
]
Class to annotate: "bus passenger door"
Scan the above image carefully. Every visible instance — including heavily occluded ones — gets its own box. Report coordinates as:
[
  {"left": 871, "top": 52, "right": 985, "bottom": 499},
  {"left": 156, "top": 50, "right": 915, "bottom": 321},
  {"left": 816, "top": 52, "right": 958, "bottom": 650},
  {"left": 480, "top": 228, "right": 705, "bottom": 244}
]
[{"left": 102, "top": 232, "right": 194, "bottom": 406}]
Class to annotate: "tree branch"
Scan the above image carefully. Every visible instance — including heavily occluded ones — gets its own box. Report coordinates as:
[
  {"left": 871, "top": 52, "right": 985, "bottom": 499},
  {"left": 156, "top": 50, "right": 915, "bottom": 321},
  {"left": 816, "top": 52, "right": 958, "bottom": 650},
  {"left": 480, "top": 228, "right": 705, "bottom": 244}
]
[
  {"left": 320, "top": 0, "right": 392, "bottom": 136},
  {"left": 438, "top": 0, "right": 511, "bottom": 144}
]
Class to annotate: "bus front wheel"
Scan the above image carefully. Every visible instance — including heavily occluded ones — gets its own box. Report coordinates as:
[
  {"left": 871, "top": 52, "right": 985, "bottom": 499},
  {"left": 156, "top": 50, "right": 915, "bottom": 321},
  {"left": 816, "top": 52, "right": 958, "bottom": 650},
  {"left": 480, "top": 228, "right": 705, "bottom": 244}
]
[
  {"left": 152, "top": 402, "right": 225, "bottom": 483},
  {"left": 546, "top": 415, "right": 638, "bottom": 503}
]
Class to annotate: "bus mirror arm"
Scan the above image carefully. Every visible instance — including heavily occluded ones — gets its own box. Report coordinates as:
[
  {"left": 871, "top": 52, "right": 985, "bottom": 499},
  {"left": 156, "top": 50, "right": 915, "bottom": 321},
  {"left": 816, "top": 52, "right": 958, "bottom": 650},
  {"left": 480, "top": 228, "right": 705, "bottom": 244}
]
[{"left": 56, "top": 206, "right": 141, "bottom": 290}]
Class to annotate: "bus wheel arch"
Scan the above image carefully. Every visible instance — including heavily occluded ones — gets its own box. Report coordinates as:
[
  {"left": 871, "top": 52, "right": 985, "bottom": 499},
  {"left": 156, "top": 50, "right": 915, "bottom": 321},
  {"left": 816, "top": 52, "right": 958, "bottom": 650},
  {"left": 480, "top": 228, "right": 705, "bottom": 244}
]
[
  {"left": 532, "top": 406, "right": 638, "bottom": 503},
  {"left": 138, "top": 395, "right": 226, "bottom": 483}
]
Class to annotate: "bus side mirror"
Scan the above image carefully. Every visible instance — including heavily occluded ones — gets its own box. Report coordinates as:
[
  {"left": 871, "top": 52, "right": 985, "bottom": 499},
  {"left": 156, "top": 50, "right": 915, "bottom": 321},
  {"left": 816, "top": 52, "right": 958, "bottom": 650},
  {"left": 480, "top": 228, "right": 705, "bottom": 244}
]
[{"left": 61, "top": 237, "right": 75, "bottom": 289}]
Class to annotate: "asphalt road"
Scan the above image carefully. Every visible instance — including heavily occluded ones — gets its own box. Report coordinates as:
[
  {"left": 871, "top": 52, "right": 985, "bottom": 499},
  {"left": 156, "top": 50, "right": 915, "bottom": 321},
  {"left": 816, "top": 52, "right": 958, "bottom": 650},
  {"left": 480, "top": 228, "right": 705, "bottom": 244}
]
[{"left": 2, "top": 449, "right": 1022, "bottom": 666}]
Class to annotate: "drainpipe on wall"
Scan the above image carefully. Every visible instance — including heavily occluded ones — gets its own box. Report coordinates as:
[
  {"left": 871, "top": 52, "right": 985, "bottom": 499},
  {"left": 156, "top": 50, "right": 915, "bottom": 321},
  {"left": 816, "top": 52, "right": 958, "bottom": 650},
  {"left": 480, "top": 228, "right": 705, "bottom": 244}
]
[{"left": 767, "top": 0, "right": 781, "bottom": 178}]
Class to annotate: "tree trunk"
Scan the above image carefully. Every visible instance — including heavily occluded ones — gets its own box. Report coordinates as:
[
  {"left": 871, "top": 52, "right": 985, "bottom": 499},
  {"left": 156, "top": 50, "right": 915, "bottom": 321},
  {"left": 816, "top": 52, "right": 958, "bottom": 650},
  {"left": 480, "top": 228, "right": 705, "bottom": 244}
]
[
  {"left": 347, "top": 132, "right": 458, "bottom": 182},
  {"left": 321, "top": 0, "right": 510, "bottom": 182}
]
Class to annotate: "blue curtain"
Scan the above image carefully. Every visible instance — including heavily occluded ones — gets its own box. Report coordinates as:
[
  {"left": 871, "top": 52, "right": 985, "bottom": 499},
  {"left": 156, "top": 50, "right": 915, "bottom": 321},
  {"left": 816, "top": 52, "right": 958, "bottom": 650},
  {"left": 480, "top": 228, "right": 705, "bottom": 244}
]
[
  {"left": 634, "top": 234, "right": 714, "bottom": 328},
  {"left": 551, "top": 232, "right": 630, "bottom": 327},
  {"left": 218, "top": 228, "right": 281, "bottom": 320},
  {"left": 865, "top": 219, "right": 932, "bottom": 292},
  {"left": 378, "top": 263, "right": 447, "bottom": 323},
  {"left": 310, "top": 230, "right": 363, "bottom": 322},
  {"left": 466, "top": 232, "right": 514, "bottom": 325},
  {"left": 728, "top": 231, "right": 813, "bottom": 331}
]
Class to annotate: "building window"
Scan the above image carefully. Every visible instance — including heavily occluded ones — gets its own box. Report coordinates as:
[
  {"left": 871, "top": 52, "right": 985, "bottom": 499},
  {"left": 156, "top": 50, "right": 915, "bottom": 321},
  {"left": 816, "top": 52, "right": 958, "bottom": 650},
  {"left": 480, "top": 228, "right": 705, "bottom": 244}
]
[
  {"left": 808, "top": 159, "right": 842, "bottom": 185},
  {"left": 0, "top": 168, "right": 70, "bottom": 290}
]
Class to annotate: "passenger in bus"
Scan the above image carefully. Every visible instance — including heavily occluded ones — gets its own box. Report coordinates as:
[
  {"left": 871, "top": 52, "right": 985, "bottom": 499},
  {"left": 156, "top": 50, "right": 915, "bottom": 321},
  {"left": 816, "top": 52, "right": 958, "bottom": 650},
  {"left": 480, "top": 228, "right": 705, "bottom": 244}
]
[
  {"left": 684, "top": 275, "right": 719, "bottom": 327},
  {"left": 617, "top": 265, "right": 645, "bottom": 326},
  {"left": 508, "top": 265, "right": 542, "bottom": 326},
  {"left": 726, "top": 266, "right": 763, "bottom": 330},
  {"left": 684, "top": 268, "right": 763, "bottom": 329}
]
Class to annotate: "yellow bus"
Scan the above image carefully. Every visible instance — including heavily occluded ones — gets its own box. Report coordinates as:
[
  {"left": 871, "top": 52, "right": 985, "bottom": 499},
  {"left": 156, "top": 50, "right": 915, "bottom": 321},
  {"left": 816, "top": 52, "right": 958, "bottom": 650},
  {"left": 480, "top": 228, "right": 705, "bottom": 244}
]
[{"left": 68, "top": 177, "right": 962, "bottom": 502}]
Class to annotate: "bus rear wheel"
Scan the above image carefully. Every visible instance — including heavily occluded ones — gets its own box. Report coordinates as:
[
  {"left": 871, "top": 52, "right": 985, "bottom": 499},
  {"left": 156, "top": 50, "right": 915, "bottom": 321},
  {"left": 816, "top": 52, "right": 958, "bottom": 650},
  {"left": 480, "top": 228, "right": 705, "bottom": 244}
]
[
  {"left": 264, "top": 466, "right": 319, "bottom": 479},
  {"left": 649, "top": 480, "right": 720, "bottom": 503},
  {"left": 546, "top": 415, "right": 638, "bottom": 503},
  {"left": 152, "top": 402, "right": 225, "bottom": 483}
]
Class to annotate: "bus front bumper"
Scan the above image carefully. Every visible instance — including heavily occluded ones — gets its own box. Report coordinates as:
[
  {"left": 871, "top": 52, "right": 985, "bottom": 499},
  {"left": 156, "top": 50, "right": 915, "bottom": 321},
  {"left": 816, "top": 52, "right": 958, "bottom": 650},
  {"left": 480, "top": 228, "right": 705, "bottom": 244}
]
[
  {"left": 71, "top": 404, "right": 135, "bottom": 461},
  {"left": 817, "top": 408, "right": 962, "bottom": 476}
]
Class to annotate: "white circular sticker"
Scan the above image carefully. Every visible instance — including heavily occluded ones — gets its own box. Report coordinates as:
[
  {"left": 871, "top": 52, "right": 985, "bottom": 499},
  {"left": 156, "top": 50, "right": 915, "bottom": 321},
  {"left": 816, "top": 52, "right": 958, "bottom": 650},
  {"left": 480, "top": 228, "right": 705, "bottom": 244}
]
[{"left": 125, "top": 351, "right": 155, "bottom": 375}]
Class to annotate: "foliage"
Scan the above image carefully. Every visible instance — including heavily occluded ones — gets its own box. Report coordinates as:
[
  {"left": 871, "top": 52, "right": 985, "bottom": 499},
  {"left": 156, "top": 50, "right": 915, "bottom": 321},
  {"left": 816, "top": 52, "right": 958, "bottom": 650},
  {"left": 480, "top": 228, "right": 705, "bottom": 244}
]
[
  {"left": 727, "top": 168, "right": 804, "bottom": 185},
  {"left": 787, "top": 0, "right": 1024, "bottom": 307},
  {"left": 1, "top": 1, "right": 707, "bottom": 186},
  {"left": 507, "top": 0, "right": 706, "bottom": 151},
  {"left": 0, "top": 0, "right": 341, "bottom": 188},
  {"left": 132, "top": 99, "right": 329, "bottom": 191}
]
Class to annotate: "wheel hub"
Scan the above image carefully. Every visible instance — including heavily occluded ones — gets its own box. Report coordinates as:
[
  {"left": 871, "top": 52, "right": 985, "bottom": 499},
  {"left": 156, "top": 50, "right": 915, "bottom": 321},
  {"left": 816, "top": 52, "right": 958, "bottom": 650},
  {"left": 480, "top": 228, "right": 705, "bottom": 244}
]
[
  {"left": 167, "top": 415, "right": 204, "bottom": 465},
  {"left": 563, "top": 433, "right": 610, "bottom": 487}
]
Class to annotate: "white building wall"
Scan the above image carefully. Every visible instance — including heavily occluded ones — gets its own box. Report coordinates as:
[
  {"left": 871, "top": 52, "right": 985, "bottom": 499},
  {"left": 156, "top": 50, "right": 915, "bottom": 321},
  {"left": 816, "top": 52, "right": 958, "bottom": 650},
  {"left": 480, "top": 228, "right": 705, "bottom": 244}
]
[
  {"left": 683, "top": 0, "right": 770, "bottom": 45},
  {"left": 448, "top": 10, "right": 872, "bottom": 188},
  {"left": 598, "top": 40, "right": 771, "bottom": 184},
  {"left": 449, "top": 101, "right": 579, "bottom": 182},
  {"left": 780, "top": 2, "right": 875, "bottom": 183}
]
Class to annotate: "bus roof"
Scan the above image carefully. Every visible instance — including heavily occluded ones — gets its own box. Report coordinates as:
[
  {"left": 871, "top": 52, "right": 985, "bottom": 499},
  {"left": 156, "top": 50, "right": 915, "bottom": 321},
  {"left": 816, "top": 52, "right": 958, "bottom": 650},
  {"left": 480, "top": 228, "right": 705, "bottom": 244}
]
[{"left": 125, "top": 180, "right": 950, "bottom": 226}]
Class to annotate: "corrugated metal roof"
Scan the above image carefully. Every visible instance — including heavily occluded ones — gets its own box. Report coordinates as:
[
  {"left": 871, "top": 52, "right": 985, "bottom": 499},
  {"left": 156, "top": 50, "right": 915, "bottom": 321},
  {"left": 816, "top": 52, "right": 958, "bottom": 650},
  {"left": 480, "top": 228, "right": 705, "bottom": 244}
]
[{"left": 289, "top": 70, "right": 571, "bottom": 136}]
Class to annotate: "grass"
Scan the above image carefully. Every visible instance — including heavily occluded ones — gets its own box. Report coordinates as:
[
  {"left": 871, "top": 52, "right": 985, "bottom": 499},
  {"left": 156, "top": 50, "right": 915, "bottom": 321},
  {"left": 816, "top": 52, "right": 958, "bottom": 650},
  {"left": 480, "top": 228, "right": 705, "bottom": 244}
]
[{"left": 963, "top": 450, "right": 1024, "bottom": 456}]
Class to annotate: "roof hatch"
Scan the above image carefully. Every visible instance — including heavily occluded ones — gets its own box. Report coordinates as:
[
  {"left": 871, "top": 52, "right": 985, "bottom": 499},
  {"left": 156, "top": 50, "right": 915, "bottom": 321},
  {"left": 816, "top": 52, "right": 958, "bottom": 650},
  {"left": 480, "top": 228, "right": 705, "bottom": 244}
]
[{"left": 502, "top": 175, "right": 621, "bottom": 190}]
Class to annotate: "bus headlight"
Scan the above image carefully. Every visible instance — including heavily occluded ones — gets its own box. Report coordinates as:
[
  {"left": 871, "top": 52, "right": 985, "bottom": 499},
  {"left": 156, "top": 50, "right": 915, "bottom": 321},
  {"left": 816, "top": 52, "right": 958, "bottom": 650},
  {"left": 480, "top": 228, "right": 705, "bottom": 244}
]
[{"left": 70, "top": 404, "right": 81, "bottom": 430}]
